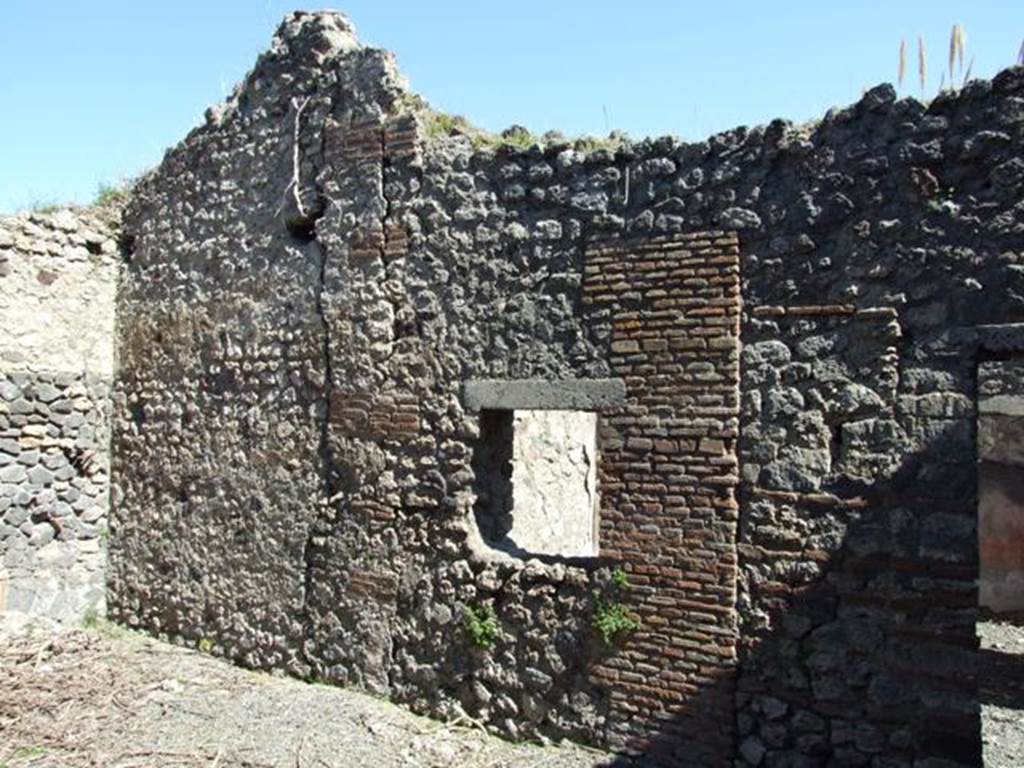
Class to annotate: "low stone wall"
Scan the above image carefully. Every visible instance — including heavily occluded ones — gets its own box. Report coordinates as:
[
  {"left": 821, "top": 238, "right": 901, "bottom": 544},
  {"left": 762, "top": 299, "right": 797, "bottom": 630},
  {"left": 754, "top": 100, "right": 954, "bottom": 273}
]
[{"left": 0, "top": 210, "right": 119, "bottom": 624}]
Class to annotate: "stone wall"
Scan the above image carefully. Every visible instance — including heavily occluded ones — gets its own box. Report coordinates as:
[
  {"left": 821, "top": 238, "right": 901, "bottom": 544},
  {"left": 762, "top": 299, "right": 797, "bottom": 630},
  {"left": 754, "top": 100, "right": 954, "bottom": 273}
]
[
  {"left": 978, "top": 360, "right": 1024, "bottom": 613},
  {"left": 0, "top": 210, "right": 119, "bottom": 623},
  {"left": 107, "top": 10, "right": 1024, "bottom": 766},
  {"left": 107, "top": 14, "right": 340, "bottom": 666}
]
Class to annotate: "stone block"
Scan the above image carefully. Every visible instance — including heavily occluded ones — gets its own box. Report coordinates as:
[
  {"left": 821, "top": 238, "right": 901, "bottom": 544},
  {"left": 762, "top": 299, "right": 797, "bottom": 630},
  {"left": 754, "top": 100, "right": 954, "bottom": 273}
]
[{"left": 463, "top": 378, "right": 627, "bottom": 412}]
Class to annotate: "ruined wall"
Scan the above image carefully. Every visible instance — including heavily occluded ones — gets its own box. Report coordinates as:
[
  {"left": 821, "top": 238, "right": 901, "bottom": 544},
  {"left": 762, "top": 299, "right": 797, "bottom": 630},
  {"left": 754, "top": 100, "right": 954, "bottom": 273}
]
[
  {"left": 0, "top": 210, "right": 119, "bottom": 623},
  {"left": 978, "top": 360, "right": 1024, "bottom": 614},
  {"left": 106, "top": 15, "right": 360, "bottom": 669},
  {"left": 720, "top": 83, "right": 1024, "bottom": 767},
  {"left": 109, "top": 10, "right": 1024, "bottom": 767}
]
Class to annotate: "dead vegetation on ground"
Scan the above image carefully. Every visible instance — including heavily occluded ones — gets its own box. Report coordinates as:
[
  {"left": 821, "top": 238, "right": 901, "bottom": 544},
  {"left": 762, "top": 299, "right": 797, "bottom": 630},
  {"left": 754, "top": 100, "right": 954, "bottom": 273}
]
[{"left": 0, "top": 622, "right": 607, "bottom": 768}]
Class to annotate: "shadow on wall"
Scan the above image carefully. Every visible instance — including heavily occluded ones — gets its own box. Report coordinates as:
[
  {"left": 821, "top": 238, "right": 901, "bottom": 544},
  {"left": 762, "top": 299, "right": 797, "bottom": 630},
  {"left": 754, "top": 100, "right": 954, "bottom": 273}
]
[
  {"left": 593, "top": 670, "right": 736, "bottom": 768},
  {"left": 978, "top": 636, "right": 1024, "bottom": 712},
  {"left": 592, "top": 457, "right": 983, "bottom": 767},
  {"left": 732, "top": 502, "right": 981, "bottom": 767}
]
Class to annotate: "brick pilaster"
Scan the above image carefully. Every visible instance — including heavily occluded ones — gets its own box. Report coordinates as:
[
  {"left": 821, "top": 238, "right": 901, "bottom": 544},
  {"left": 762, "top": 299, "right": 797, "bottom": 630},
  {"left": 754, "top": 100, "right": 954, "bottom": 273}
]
[{"left": 583, "top": 231, "right": 742, "bottom": 766}]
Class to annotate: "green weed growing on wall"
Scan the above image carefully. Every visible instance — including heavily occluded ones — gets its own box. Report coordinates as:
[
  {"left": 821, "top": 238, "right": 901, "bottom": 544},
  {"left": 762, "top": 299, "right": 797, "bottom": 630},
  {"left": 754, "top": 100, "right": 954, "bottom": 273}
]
[
  {"left": 592, "top": 567, "right": 638, "bottom": 646},
  {"left": 464, "top": 604, "right": 499, "bottom": 648},
  {"left": 593, "top": 600, "right": 639, "bottom": 646}
]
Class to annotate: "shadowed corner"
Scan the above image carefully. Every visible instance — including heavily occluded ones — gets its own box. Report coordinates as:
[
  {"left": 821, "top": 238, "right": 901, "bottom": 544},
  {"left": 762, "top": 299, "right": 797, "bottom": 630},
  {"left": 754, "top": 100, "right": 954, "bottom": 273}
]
[{"left": 587, "top": 496, "right": 983, "bottom": 768}]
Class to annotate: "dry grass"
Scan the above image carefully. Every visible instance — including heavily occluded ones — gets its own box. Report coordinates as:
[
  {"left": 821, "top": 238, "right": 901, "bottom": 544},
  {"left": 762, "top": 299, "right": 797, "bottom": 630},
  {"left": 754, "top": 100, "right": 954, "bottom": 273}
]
[
  {"left": 0, "top": 622, "right": 610, "bottom": 768},
  {"left": 898, "top": 25, "right": 987, "bottom": 98},
  {"left": 898, "top": 38, "right": 907, "bottom": 90},
  {"left": 918, "top": 35, "right": 928, "bottom": 96},
  {"left": 949, "top": 24, "right": 965, "bottom": 81},
  {"left": 0, "top": 624, "right": 256, "bottom": 768}
]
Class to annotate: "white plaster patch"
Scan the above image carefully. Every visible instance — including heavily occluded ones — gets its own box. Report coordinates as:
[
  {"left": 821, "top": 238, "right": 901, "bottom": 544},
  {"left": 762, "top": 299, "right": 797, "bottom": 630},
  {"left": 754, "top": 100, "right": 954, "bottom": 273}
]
[{"left": 508, "top": 410, "right": 598, "bottom": 558}]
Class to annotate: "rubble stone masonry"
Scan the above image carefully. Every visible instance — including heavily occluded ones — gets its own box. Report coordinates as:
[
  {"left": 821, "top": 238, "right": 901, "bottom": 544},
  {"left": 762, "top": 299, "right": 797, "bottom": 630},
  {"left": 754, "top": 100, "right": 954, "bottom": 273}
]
[
  {"left": 3, "top": 8, "right": 1019, "bottom": 766},
  {"left": 0, "top": 209, "right": 119, "bottom": 623}
]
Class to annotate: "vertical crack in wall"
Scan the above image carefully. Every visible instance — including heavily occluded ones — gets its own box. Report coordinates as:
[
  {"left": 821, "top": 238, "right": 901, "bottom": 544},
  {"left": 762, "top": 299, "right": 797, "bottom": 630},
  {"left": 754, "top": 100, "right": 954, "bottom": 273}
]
[
  {"left": 379, "top": 125, "right": 392, "bottom": 259},
  {"left": 377, "top": 121, "right": 400, "bottom": 695},
  {"left": 296, "top": 104, "right": 333, "bottom": 664},
  {"left": 377, "top": 123, "right": 402, "bottom": 367},
  {"left": 297, "top": 114, "right": 399, "bottom": 681},
  {"left": 301, "top": 236, "right": 333, "bottom": 619}
]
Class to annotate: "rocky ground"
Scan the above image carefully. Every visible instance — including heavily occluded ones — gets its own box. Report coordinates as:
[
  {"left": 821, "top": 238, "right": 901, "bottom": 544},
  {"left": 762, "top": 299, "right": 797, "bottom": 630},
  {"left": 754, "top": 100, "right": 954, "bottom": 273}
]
[
  {"left": 0, "top": 620, "right": 612, "bottom": 768},
  {"left": 1, "top": 618, "right": 1020, "bottom": 767},
  {"left": 979, "top": 617, "right": 1024, "bottom": 768}
]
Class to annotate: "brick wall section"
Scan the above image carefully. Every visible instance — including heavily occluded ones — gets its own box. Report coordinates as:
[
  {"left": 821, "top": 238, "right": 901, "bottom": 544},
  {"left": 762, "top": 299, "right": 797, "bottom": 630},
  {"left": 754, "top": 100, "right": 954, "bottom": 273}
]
[
  {"left": 338, "top": 117, "right": 385, "bottom": 163},
  {"left": 384, "top": 115, "right": 419, "bottom": 161},
  {"left": 328, "top": 391, "right": 421, "bottom": 441},
  {"left": 325, "top": 114, "right": 419, "bottom": 168},
  {"left": 347, "top": 568, "right": 399, "bottom": 602},
  {"left": 582, "top": 231, "right": 741, "bottom": 766},
  {"left": 324, "top": 114, "right": 414, "bottom": 266}
]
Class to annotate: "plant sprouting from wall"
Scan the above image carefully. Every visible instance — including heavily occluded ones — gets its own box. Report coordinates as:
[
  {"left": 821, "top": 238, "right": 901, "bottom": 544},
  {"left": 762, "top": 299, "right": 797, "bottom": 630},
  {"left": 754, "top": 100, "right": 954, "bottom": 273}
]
[
  {"left": 424, "top": 111, "right": 475, "bottom": 140},
  {"left": 592, "top": 567, "right": 638, "bottom": 646},
  {"left": 464, "top": 604, "right": 499, "bottom": 648},
  {"left": 496, "top": 125, "right": 535, "bottom": 150},
  {"left": 82, "top": 605, "right": 100, "bottom": 629},
  {"left": 611, "top": 566, "right": 629, "bottom": 590},
  {"left": 593, "top": 601, "right": 639, "bottom": 646},
  {"left": 94, "top": 182, "right": 131, "bottom": 208},
  {"left": 898, "top": 25, "right": 979, "bottom": 98},
  {"left": 919, "top": 35, "right": 928, "bottom": 96}
]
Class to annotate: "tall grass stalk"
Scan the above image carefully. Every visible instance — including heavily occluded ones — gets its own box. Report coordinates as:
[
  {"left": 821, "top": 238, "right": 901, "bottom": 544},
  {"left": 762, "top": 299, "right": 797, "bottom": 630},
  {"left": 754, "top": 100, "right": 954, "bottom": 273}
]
[
  {"left": 918, "top": 35, "right": 927, "bottom": 96},
  {"left": 949, "top": 24, "right": 965, "bottom": 81},
  {"left": 899, "top": 25, "right": 989, "bottom": 99},
  {"left": 898, "top": 38, "right": 907, "bottom": 90}
]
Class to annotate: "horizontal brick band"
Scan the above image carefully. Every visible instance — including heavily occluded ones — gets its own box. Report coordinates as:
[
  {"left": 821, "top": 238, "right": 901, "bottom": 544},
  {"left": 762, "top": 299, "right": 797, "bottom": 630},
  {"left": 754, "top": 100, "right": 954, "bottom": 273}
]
[{"left": 328, "top": 391, "right": 420, "bottom": 440}]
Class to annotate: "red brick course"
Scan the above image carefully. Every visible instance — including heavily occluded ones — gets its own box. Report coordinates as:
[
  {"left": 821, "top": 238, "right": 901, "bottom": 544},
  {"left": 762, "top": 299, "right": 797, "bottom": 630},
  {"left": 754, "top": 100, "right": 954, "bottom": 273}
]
[
  {"left": 328, "top": 391, "right": 421, "bottom": 441},
  {"left": 583, "top": 231, "right": 741, "bottom": 766}
]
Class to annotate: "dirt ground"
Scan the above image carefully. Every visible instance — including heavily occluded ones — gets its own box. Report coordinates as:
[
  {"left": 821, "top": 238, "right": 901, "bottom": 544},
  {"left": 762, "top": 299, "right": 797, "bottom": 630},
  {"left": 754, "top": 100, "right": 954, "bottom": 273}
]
[
  {"left": 979, "top": 617, "right": 1024, "bottom": 768},
  {"left": 2, "top": 618, "right": 1021, "bottom": 767},
  {"left": 0, "top": 620, "right": 611, "bottom": 768}
]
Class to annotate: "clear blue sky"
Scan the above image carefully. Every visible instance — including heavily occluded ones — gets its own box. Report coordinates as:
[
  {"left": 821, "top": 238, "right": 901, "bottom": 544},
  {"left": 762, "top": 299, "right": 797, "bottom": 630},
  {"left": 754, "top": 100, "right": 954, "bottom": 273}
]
[{"left": 1, "top": 1, "right": 1021, "bottom": 213}]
